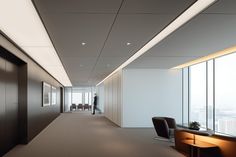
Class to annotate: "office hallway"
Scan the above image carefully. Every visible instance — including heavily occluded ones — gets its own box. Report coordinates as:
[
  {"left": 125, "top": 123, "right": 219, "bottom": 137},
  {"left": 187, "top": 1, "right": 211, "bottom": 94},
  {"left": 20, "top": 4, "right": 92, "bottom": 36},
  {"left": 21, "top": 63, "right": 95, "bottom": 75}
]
[{"left": 4, "top": 112, "right": 184, "bottom": 157}]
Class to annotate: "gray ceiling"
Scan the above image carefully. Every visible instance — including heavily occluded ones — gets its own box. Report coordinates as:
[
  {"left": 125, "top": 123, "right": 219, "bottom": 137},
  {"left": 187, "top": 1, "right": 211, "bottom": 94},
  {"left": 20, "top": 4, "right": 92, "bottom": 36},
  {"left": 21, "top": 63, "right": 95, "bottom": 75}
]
[
  {"left": 33, "top": 0, "right": 196, "bottom": 86},
  {"left": 127, "top": 0, "right": 236, "bottom": 69}
]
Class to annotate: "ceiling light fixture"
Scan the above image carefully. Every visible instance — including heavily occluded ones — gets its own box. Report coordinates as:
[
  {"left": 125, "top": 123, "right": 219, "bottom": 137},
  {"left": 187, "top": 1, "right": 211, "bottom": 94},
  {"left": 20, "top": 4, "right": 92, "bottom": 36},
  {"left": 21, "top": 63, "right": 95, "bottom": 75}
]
[
  {"left": 173, "top": 45, "right": 236, "bottom": 69},
  {"left": 0, "top": 0, "right": 72, "bottom": 86},
  {"left": 96, "top": 0, "right": 216, "bottom": 86},
  {"left": 126, "top": 42, "right": 131, "bottom": 46},
  {"left": 82, "top": 42, "right": 86, "bottom": 46}
]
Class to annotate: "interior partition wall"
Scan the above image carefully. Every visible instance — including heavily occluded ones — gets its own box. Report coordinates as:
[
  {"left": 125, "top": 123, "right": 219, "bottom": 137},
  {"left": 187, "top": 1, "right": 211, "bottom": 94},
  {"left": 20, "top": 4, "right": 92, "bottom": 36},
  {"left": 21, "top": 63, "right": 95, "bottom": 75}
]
[
  {"left": 183, "top": 52, "right": 236, "bottom": 136},
  {"left": 122, "top": 69, "right": 182, "bottom": 127},
  {"left": 101, "top": 68, "right": 182, "bottom": 128},
  {"left": 103, "top": 70, "right": 122, "bottom": 126},
  {"left": 96, "top": 84, "right": 104, "bottom": 113}
]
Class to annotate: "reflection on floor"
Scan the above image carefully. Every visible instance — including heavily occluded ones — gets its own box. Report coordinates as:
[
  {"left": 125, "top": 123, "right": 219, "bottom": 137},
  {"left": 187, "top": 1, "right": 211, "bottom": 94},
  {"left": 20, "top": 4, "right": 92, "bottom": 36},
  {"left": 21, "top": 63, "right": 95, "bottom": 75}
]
[{"left": 4, "top": 112, "right": 184, "bottom": 157}]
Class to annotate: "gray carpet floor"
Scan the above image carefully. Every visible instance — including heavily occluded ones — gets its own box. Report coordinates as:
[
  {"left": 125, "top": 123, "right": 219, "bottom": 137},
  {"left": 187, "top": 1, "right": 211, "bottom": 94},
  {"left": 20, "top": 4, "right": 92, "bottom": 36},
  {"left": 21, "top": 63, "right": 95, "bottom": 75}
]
[{"left": 4, "top": 112, "right": 185, "bottom": 157}]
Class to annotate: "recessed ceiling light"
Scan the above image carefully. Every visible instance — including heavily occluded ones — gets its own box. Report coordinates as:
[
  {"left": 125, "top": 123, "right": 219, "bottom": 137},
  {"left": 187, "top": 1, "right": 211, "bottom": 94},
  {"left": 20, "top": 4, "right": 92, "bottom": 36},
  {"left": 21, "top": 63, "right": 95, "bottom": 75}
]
[
  {"left": 82, "top": 42, "right": 86, "bottom": 46},
  {"left": 126, "top": 42, "right": 131, "bottom": 46},
  {"left": 96, "top": 0, "right": 216, "bottom": 86}
]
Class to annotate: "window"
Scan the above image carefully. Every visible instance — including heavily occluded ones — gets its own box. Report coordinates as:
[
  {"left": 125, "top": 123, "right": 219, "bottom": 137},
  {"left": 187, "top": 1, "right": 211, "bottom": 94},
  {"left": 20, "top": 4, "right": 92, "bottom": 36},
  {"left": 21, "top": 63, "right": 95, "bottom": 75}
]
[
  {"left": 85, "top": 92, "right": 89, "bottom": 104},
  {"left": 72, "top": 92, "right": 82, "bottom": 104},
  {"left": 183, "top": 52, "right": 236, "bottom": 136},
  {"left": 85, "top": 92, "right": 92, "bottom": 105},
  {"left": 207, "top": 60, "right": 214, "bottom": 130},
  {"left": 215, "top": 53, "right": 236, "bottom": 136},
  {"left": 89, "top": 92, "right": 92, "bottom": 105},
  {"left": 182, "top": 67, "right": 189, "bottom": 126},
  {"left": 189, "top": 62, "right": 207, "bottom": 128}
]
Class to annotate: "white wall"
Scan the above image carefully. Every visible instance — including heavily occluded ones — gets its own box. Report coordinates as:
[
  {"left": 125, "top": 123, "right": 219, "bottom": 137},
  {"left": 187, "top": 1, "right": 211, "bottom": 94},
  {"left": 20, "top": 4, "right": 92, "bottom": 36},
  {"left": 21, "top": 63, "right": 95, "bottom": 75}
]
[
  {"left": 103, "top": 70, "right": 122, "bottom": 126},
  {"left": 122, "top": 69, "right": 182, "bottom": 127},
  {"left": 96, "top": 84, "right": 104, "bottom": 113}
]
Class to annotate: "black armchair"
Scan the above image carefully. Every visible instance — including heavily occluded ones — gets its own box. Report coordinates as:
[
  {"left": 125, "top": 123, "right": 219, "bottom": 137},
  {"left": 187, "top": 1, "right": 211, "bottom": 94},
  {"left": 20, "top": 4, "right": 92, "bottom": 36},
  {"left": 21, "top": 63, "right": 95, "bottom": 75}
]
[
  {"left": 152, "top": 117, "right": 176, "bottom": 141},
  {"left": 84, "top": 104, "right": 89, "bottom": 110},
  {"left": 78, "top": 104, "right": 84, "bottom": 110},
  {"left": 70, "top": 104, "right": 77, "bottom": 111}
]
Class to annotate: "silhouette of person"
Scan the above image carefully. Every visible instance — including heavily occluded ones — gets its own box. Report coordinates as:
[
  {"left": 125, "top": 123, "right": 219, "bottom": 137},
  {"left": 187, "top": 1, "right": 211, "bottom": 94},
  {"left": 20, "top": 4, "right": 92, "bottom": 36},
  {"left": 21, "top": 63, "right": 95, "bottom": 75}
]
[{"left": 92, "top": 94, "right": 97, "bottom": 115}]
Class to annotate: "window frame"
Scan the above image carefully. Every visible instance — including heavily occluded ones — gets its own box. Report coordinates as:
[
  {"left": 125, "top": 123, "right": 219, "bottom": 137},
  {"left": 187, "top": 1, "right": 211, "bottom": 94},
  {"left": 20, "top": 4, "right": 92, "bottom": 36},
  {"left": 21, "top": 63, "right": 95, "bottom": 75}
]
[{"left": 183, "top": 53, "right": 236, "bottom": 136}]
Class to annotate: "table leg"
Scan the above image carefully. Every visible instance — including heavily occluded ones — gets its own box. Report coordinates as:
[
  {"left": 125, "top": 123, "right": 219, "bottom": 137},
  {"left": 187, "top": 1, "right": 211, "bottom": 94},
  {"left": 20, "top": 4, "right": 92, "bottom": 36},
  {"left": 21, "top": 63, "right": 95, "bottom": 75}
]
[
  {"left": 190, "top": 146, "right": 194, "bottom": 157},
  {"left": 197, "top": 148, "right": 200, "bottom": 157}
]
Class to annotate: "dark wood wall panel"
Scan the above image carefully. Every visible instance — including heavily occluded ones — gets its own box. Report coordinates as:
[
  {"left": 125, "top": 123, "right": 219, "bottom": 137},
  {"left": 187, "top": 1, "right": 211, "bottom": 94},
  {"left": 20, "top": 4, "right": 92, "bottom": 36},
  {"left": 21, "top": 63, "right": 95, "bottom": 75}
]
[
  {"left": 18, "top": 64, "right": 28, "bottom": 144},
  {"left": 27, "top": 61, "right": 61, "bottom": 141},
  {"left": 0, "top": 57, "right": 6, "bottom": 156},
  {"left": 0, "top": 34, "right": 63, "bottom": 145},
  {"left": 0, "top": 57, "right": 19, "bottom": 156},
  {"left": 5, "top": 60, "right": 19, "bottom": 153},
  {"left": 60, "top": 87, "right": 64, "bottom": 113}
]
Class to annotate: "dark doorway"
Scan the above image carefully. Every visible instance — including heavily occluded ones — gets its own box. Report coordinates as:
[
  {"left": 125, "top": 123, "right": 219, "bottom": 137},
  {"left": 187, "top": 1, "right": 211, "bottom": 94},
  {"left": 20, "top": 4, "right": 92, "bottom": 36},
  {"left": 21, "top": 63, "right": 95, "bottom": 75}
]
[
  {"left": 60, "top": 87, "right": 64, "bottom": 113},
  {"left": 0, "top": 55, "right": 19, "bottom": 156}
]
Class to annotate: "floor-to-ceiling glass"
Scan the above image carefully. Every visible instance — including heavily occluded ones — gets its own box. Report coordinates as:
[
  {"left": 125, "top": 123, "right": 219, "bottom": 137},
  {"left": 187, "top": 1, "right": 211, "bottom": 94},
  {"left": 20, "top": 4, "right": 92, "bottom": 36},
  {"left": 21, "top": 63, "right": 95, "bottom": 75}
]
[
  {"left": 189, "top": 62, "right": 207, "bottom": 128},
  {"left": 207, "top": 60, "right": 214, "bottom": 130},
  {"left": 72, "top": 92, "right": 82, "bottom": 105},
  {"left": 215, "top": 53, "right": 236, "bottom": 136}
]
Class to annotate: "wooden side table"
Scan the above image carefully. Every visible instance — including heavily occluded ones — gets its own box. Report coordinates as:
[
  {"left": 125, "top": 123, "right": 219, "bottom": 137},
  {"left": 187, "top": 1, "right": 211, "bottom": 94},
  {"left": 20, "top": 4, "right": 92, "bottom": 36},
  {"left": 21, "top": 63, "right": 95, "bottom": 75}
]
[{"left": 182, "top": 139, "right": 218, "bottom": 157}]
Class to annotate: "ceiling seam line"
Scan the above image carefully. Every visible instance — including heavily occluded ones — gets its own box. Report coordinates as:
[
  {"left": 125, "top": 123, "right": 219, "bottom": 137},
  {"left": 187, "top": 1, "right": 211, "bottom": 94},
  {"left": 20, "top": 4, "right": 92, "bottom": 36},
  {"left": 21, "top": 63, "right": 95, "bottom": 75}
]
[
  {"left": 42, "top": 12, "right": 180, "bottom": 15},
  {"left": 88, "top": 0, "right": 125, "bottom": 84},
  {"left": 117, "top": 0, "right": 199, "bottom": 72}
]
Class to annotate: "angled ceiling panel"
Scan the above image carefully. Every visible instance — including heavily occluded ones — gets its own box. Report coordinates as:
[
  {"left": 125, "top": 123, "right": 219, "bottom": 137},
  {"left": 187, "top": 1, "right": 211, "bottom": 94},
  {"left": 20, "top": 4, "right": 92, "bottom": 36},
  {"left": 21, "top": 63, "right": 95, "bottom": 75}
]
[
  {"left": 34, "top": 0, "right": 122, "bottom": 13},
  {"left": 100, "top": 14, "right": 178, "bottom": 57},
  {"left": 95, "top": 57, "right": 127, "bottom": 69},
  {"left": 61, "top": 57, "right": 96, "bottom": 70},
  {"left": 126, "top": 56, "right": 196, "bottom": 69},
  {"left": 144, "top": 14, "right": 236, "bottom": 57},
  {"left": 120, "top": 0, "right": 195, "bottom": 14},
  {"left": 127, "top": 0, "right": 236, "bottom": 69},
  {"left": 38, "top": 13, "right": 116, "bottom": 57},
  {"left": 33, "top": 0, "right": 197, "bottom": 86},
  {"left": 203, "top": 0, "right": 236, "bottom": 14}
]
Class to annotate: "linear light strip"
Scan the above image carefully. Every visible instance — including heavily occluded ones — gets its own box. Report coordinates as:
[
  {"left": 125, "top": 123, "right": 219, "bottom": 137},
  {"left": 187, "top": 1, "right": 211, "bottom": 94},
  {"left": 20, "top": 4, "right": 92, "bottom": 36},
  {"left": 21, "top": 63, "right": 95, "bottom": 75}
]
[
  {"left": 173, "top": 45, "right": 236, "bottom": 69},
  {"left": 96, "top": 0, "right": 216, "bottom": 86},
  {"left": 0, "top": 0, "right": 72, "bottom": 86}
]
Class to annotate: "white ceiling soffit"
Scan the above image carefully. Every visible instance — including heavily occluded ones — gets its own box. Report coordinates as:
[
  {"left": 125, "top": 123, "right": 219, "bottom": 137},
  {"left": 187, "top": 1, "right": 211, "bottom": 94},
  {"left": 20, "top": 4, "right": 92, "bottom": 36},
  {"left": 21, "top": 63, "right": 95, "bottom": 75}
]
[
  {"left": 0, "top": 0, "right": 72, "bottom": 86},
  {"left": 127, "top": 0, "right": 236, "bottom": 69},
  {"left": 97, "top": 0, "right": 217, "bottom": 86},
  {"left": 33, "top": 0, "right": 197, "bottom": 86}
]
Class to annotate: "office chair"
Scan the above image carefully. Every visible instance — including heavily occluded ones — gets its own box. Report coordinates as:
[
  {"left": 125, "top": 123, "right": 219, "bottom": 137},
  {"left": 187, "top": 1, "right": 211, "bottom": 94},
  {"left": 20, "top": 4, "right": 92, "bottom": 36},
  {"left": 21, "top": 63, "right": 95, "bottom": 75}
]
[
  {"left": 78, "top": 104, "right": 84, "bottom": 110},
  {"left": 84, "top": 104, "right": 89, "bottom": 110},
  {"left": 70, "top": 104, "right": 77, "bottom": 111}
]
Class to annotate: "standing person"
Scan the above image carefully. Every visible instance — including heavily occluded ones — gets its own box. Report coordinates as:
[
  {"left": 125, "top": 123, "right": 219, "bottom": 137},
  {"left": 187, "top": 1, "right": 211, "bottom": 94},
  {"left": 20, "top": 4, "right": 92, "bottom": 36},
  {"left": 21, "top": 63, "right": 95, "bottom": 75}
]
[{"left": 92, "top": 94, "right": 97, "bottom": 115}]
